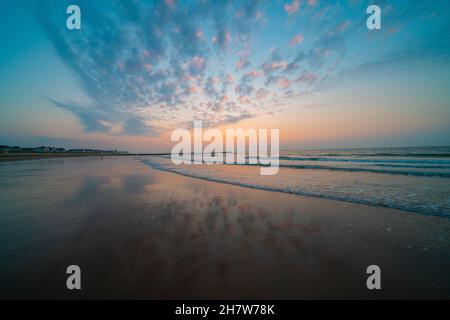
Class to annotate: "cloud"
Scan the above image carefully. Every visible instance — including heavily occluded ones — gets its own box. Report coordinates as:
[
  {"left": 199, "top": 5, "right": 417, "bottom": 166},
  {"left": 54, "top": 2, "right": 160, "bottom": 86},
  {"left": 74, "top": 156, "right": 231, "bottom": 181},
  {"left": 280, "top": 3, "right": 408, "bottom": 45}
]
[
  {"left": 236, "top": 51, "right": 251, "bottom": 71},
  {"left": 241, "top": 70, "right": 263, "bottom": 82},
  {"left": 260, "top": 48, "right": 289, "bottom": 75},
  {"left": 238, "top": 96, "right": 252, "bottom": 104},
  {"left": 277, "top": 77, "right": 292, "bottom": 89},
  {"left": 340, "top": 31, "right": 450, "bottom": 80},
  {"left": 284, "top": 1, "right": 300, "bottom": 15},
  {"left": 290, "top": 34, "right": 304, "bottom": 46},
  {"left": 35, "top": 136, "right": 104, "bottom": 149},
  {"left": 31, "top": 0, "right": 450, "bottom": 136},
  {"left": 123, "top": 117, "right": 160, "bottom": 136},
  {"left": 296, "top": 73, "right": 318, "bottom": 86},
  {"left": 235, "top": 83, "right": 254, "bottom": 96},
  {"left": 300, "top": 96, "right": 375, "bottom": 109},
  {"left": 222, "top": 113, "right": 256, "bottom": 124},
  {"left": 33, "top": 0, "right": 269, "bottom": 133},
  {"left": 255, "top": 88, "right": 271, "bottom": 100},
  {"left": 48, "top": 98, "right": 161, "bottom": 137},
  {"left": 48, "top": 99, "right": 114, "bottom": 134},
  {"left": 165, "top": 0, "right": 175, "bottom": 9}
]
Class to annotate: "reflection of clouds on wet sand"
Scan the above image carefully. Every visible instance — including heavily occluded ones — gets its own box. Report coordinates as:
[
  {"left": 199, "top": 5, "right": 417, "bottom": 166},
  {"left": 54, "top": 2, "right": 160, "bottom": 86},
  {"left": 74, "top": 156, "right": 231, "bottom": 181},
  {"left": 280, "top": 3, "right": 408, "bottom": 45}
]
[{"left": 0, "top": 157, "right": 449, "bottom": 299}]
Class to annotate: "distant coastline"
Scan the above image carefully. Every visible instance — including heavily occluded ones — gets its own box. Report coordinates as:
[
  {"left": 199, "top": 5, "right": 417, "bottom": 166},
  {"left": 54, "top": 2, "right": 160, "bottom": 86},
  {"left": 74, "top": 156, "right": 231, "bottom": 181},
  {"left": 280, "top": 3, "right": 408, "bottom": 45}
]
[
  {"left": 0, "top": 145, "right": 128, "bottom": 161},
  {"left": 0, "top": 145, "right": 174, "bottom": 161}
]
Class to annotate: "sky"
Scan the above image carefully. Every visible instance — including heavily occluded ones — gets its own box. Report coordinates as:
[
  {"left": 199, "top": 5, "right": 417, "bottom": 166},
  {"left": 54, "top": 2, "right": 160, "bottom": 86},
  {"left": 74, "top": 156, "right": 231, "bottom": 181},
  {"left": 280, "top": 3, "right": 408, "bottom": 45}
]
[{"left": 0, "top": 0, "right": 449, "bottom": 153}]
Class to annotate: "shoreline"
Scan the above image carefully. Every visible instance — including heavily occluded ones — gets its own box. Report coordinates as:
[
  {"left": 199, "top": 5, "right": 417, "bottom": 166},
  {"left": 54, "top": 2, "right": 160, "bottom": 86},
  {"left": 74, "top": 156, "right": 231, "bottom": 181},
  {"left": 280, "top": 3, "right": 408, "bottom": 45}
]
[
  {"left": 142, "top": 157, "right": 450, "bottom": 219},
  {"left": 3, "top": 153, "right": 449, "bottom": 218},
  {"left": 0, "top": 156, "right": 449, "bottom": 299},
  {"left": 140, "top": 162, "right": 450, "bottom": 299}
]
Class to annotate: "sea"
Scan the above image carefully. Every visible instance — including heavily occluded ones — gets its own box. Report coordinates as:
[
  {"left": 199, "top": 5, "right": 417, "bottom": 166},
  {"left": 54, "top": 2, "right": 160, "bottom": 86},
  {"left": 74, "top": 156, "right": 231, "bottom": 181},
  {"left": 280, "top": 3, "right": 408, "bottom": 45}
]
[{"left": 144, "top": 146, "right": 450, "bottom": 217}]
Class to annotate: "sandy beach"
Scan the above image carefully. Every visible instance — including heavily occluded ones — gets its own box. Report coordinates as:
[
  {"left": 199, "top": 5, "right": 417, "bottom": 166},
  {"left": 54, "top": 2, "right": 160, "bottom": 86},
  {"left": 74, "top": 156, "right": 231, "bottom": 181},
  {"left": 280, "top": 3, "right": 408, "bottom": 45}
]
[
  {"left": 0, "top": 156, "right": 449, "bottom": 299},
  {"left": 2, "top": 0, "right": 450, "bottom": 307}
]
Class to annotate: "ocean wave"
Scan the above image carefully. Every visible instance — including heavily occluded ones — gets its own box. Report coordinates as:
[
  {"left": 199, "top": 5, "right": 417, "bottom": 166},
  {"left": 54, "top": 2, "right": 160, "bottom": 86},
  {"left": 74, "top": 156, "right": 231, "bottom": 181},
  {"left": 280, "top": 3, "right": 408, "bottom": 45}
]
[
  {"left": 167, "top": 156, "right": 450, "bottom": 177},
  {"left": 371, "top": 163, "right": 450, "bottom": 169},
  {"left": 277, "top": 156, "right": 450, "bottom": 165},
  {"left": 282, "top": 153, "right": 450, "bottom": 158},
  {"left": 142, "top": 159, "right": 450, "bottom": 217},
  {"left": 274, "top": 164, "right": 450, "bottom": 177}
]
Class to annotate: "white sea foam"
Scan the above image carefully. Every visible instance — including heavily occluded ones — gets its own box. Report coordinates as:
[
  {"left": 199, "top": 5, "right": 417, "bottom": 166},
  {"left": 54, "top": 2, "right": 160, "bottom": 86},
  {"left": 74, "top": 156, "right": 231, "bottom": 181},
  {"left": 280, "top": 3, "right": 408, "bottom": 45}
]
[{"left": 143, "top": 147, "right": 450, "bottom": 217}]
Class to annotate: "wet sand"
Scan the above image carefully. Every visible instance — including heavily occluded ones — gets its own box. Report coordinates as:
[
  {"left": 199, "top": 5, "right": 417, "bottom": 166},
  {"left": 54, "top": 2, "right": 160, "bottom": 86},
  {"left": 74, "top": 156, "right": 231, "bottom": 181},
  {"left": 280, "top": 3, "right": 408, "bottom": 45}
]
[{"left": 0, "top": 156, "right": 449, "bottom": 299}]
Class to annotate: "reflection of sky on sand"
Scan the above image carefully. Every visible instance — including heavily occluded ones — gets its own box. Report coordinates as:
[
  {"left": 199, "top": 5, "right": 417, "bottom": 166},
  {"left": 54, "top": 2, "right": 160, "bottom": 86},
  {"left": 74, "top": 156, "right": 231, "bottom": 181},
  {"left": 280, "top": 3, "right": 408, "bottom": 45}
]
[{"left": 0, "top": 157, "right": 449, "bottom": 299}]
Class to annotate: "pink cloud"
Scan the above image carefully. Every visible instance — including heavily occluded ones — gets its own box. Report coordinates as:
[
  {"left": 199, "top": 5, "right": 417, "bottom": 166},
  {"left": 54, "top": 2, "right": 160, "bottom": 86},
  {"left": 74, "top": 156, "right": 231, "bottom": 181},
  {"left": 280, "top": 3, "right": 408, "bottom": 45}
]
[
  {"left": 165, "top": 0, "right": 175, "bottom": 9},
  {"left": 307, "top": 0, "right": 317, "bottom": 7},
  {"left": 284, "top": 0, "right": 300, "bottom": 15},
  {"left": 261, "top": 59, "right": 289, "bottom": 74},
  {"left": 187, "top": 85, "right": 203, "bottom": 94},
  {"left": 143, "top": 63, "right": 153, "bottom": 72},
  {"left": 326, "top": 20, "right": 351, "bottom": 37},
  {"left": 236, "top": 60, "right": 248, "bottom": 71},
  {"left": 213, "top": 31, "right": 232, "bottom": 49},
  {"left": 336, "top": 20, "right": 351, "bottom": 33},
  {"left": 256, "top": 88, "right": 271, "bottom": 100},
  {"left": 290, "top": 34, "right": 304, "bottom": 46},
  {"left": 276, "top": 77, "right": 292, "bottom": 89},
  {"left": 195, "top": 30, "right": 203, "bottom": 38},
  {"left": 142, "top": 50, "right": 151, "bottom": 58},
  {"left": 387, "top": 26, "right": 401, "bottom": 35},
  {"left": 225, "top": 31, "right": 232, "bottom": 44},
  {"left": 239, "top": 96, "right": 251, "bottom": 104},
  {"left": 190, "top": 56, "right": 206, "bottom": 70},
  {"left": 247, "top": 70, "right": 263, "bottom": 78},
  {"left": 236, "top": 50, "right": 251, "bottom": 71},
  {"left": 209, "top": 77, "right": 220, "bottom": 85},
  {"left": 271, "top": 61, "right": 288, "bottom": 70},
  {"left": 220, "top": 95, "right": 230, "bottom": 103},
  {"left": 182, "top": 75, "right": 200, "bottom": 82}
]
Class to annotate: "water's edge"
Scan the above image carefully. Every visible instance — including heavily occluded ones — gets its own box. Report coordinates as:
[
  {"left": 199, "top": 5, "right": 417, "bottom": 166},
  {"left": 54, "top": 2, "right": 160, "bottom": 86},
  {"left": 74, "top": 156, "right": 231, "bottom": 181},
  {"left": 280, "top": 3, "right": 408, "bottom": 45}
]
[{"left": 142, "top": 159, "right": 449, "bottom": 219}]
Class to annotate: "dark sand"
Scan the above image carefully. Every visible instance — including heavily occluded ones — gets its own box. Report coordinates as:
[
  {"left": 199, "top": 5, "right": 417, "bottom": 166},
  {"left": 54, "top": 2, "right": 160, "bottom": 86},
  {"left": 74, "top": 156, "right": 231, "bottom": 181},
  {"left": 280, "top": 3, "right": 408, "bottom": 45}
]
[{"left": 0, "top": 156, "right": 449, "bottom": 299}]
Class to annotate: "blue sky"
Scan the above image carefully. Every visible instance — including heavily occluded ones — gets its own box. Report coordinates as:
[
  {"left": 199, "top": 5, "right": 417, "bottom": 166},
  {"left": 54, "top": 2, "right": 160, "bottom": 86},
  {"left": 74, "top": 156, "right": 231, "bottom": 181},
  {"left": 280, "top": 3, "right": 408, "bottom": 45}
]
[{"left": 1, "top": 0, "right": 449, "bottom": 152}]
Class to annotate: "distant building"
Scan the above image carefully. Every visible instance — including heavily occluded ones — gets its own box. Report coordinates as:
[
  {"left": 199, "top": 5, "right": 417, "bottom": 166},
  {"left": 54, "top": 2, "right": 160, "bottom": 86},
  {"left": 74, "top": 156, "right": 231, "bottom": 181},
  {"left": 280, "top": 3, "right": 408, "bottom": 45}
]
[
  {"left": 0, "top": 145, "right": 126, "bottom": 154},
  {"left": 35, "top": 146, "right": 51, "bottom": 153},
  {"left": 68, "top": 149, "right": 103, "bottom": 153},
  {"left": 0, "top": 146, "right": 20, "bottom": 153}
]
